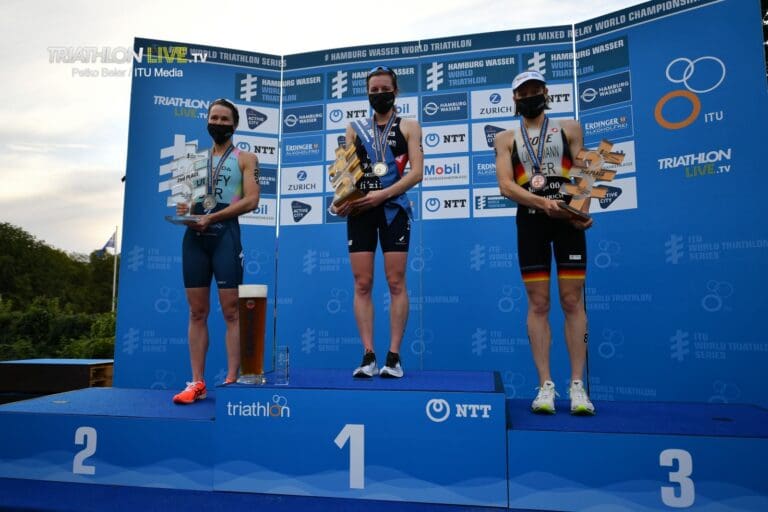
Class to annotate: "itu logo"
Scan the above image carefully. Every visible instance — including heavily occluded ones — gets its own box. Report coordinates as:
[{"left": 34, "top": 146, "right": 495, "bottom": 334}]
[
  {"left": 655, "top": 56, "right": 726, "bottom": 130},
  {"left": 424, "top": 132, "right": 440, "bottom": 148},
  {"left": 329, "top": 108, "right": 343, "bottom": 123},
  {"left": 489, "top": 93, "right": 502, "bottom": 104},
  {"left": 425, "top": 197, "right": 441, "bottom": 212}
]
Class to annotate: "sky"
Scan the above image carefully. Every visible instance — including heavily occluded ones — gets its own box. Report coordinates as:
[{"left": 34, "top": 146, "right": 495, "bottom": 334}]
[{"left": 0, "top": 0, "right": 644, "bottom": 255}]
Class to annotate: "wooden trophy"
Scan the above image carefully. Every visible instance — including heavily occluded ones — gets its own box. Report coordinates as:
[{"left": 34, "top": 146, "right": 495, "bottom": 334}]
[
  {"left": 558, "top": 139, "right": 624, "bottom": 221},
  {"left": 328, "top": 143, "right": 365, "bottom": 208}
]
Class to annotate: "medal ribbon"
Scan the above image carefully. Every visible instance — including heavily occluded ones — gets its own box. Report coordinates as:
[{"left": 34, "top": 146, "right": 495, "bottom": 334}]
[
  {"left": 370, "top": 113, "right": 397, "bottom": 165},
  {"left": 519, "top": 115, "right": 549, "bottom": 174},
  {"left": 207, "top": 144, "right": 235, "bottom": 196}
]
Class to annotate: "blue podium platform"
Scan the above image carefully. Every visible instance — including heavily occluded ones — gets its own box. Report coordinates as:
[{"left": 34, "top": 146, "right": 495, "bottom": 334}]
[{"left": 1, "top": 371, "right": 767, "bottom": 511}]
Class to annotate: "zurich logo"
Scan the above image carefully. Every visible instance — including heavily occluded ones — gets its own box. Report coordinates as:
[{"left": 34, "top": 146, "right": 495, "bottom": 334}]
[
  {"left": 296, "top": 170, "right": 307, "bottom": 181},
  {"left": 423, "top": 102, "right": 439, "bottom": 116},
  {"left": 489, "top": 93, "right": 502, "bottom": 104},
  {"left": 284, "top": 114, "right": 298, "bottom": 127},
  {"left": 329, "top": 108, "right": 344, "bottom": 123},
  {"left": 424, "top": 133, "right": 440, "bottom": 148},
  {"left": 425, "top": 197, "right": 441, "bottom": 212}
]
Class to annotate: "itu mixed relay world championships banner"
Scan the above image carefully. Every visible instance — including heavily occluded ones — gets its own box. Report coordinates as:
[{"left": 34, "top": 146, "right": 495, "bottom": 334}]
[{"left": 116, "top": 0, "right": 768, "bottom": 406}]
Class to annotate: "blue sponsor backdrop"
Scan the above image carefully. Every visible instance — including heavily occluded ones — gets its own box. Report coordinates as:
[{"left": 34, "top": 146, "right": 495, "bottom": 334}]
[{"left": 117, "top": 0, "right": 768, "bottom": 407}]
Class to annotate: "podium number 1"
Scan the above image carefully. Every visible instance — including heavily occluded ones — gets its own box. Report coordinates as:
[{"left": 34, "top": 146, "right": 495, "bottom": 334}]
[
  {"left": 660, "top": 448, "right": 694, "bottom": 507},
  {"left": 73, "top": 426, "right": 98, "bottom": 475},
  {"left": 334, "top": 424, "right": 364, "bottom": 489}
]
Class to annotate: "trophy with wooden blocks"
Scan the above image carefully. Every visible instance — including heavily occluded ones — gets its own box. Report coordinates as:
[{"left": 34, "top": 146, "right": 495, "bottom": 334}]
[
  {"left": 165, "top": 148, "right": 209, "bottom": 225},
  {"left": 558, "top": 139, "right": 624, "bottom": 221},
  {"left": 328, "top": 143, "right": 365, "bottom": 208}
]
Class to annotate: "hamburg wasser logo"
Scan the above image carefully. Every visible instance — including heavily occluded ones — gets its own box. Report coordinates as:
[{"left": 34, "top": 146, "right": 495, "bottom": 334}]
[
  {"left": 226, "top": 395, "right": 291, "bottom": 418},
  {"left": 425, "top": 398, "right": 492, "bottom": 423},
  {"left": 291, "top": 200, "right": 312, "bottom": 222},
  {"left": 655, "top": 56, "right": 726, "bottom": 130}
]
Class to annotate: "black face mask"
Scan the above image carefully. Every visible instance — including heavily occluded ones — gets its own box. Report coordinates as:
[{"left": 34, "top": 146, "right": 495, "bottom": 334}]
[
  {"left": 207, "top": 123, "right": 234, "bottom": 144},
  {"left": 368, "top": 92, "right": 396, "bottom": 115},
  {"left": 515, "top": 94, "right": 547, "bottom": 119}
]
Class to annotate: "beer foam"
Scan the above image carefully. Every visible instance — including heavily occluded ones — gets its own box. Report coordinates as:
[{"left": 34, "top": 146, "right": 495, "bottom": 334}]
[{"left": 238, "top": 284, "right": 268, "bottom": 298}]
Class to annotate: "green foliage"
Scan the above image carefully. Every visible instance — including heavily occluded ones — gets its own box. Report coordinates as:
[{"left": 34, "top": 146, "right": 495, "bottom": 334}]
[{"left": 0, "top": 223, "right": 118, "bottom": 361}]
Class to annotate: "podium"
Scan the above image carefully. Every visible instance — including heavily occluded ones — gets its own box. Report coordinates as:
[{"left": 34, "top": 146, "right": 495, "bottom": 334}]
[{"left": 1, "top": 370, "right": 767, "bottom": 511}]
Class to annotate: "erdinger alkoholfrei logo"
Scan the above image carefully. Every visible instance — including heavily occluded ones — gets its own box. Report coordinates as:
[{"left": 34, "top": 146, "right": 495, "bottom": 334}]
[
  {"left": 291, "top": 200, "right": 311, "bottom": 222},
  {"left": 655, "top": 56, "right": 726, "bottom": 130},
  {"left": 484, "top": 125, "right": 505, "bottom": 148},
  {"left": 246, "top": 108, "right": 267, "bottom": 129}
]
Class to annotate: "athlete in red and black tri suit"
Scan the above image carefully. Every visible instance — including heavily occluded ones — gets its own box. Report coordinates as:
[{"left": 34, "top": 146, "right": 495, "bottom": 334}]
[{"left": 494, "top": 70, "right": 596, "bottom": 415}]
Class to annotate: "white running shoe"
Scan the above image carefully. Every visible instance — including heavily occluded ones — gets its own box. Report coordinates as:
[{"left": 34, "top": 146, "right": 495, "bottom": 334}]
[
  {"left": 379, "top": 351, "right": 404, "bottom": 378},
  {"left": 569, "top": 380, "right": 596, "bottom": 415},
  {"left": 531, "top": 380, "right": 557, "bottom": 414},
  {"left": 353, "top": 351, "right": 378, "bottom": 378}
]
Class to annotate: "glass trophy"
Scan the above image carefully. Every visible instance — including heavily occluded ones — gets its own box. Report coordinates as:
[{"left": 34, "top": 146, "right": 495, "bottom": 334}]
[{"left": 165, "top": 149, "right": 210, "bottom": 225}]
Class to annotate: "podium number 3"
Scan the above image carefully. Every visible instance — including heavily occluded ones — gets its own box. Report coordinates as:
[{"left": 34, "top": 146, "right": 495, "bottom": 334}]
[
  {"left": 335, "top": 424, "right": 364, "bottom": 489},
  {"left": 660, "top": 448, "right": 694, "bottom": 507},
  {"left": 73, "top": 426, "right": 97, "bottom": 475}
]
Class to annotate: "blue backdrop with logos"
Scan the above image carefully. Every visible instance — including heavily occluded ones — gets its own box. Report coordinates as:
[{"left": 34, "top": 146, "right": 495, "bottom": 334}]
[{"left": 115, "top": 0, "right": 768, "bottom": 407}]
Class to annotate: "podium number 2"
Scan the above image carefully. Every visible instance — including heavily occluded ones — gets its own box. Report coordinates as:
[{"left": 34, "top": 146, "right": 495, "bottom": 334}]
[
  {"left": 73, "top": 426, "right": 97, "bottom": 475},
  {"left": 334, "top": 424, "right": 364, "bottom": 489},
  {"left": 660, "top": 448, "right": 694, "bottom": 507}
]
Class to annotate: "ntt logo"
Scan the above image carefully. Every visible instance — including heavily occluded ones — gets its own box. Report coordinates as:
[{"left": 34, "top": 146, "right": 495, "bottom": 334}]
[
  {"left": 329, "top": 108, "right": 344, "bottom": 123},
  {"left": 425, "top": 197, "right": 441, "bottom": 212},
  {"left": 424, "top": 133, "right": 440, "bottom": 148}
]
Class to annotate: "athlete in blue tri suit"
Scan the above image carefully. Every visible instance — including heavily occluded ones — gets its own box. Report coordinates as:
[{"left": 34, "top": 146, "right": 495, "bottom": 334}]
[
  {"left": 332, "top": 66, "right": 424, "bottom": 379},
  {"left": 173, "top": 98, "right": 260, "bottom": 404}
]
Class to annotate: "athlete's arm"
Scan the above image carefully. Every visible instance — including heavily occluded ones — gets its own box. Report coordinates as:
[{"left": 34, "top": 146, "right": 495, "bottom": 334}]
[
  {"left": 350, "top": 118, "right": 423, "bottom": 211},
  {"left": 194, "top": 152, "right": 260, "bottom": 229},
  {"left": 494, "top": 130, "right": 564, "bottom": 217},
  {"left": 561, "top": 119, "right": 593, "bottom": 230}
]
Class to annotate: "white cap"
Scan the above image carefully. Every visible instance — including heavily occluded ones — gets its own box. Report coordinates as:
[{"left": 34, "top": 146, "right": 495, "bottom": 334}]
[{"left": 512, "top": 70, "right": 546, "bottom": 91}]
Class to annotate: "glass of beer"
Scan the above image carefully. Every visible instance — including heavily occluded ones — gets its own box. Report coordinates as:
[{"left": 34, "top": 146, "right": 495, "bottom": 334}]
[{"left": 237, "top": 284, "right": 268, "bottom": 385}]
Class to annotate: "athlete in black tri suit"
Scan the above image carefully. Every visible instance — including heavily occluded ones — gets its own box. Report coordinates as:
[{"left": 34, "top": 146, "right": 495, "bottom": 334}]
[
  {"left": 172, "top": 98, "right": 260, "bottom": 404},
  {"left": 331, "top": 66, "right": 423, "bottom": 378},
  {"left": 494, "top": 70, "right": 596, "bottom": 415}
]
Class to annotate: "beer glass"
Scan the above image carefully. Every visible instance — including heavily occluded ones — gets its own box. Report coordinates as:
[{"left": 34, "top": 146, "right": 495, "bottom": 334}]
[{"left": 237, "top": 284, "right": 268, "bottom": 384}]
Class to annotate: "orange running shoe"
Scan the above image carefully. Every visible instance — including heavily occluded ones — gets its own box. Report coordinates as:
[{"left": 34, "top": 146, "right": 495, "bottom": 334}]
[{"left": 172, "top": 381, "right": 207, "bottom": 404}]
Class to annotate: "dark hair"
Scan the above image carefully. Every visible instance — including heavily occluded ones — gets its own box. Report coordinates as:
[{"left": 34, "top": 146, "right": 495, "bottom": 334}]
[
  {"left": 208, "top": 98, "right": 239, "bottom": 127},
  {"left": 365, "top": 66, "right": 398, "bottom": 91}
]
